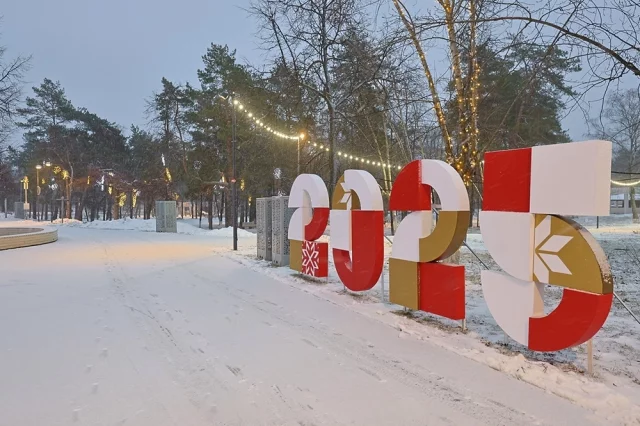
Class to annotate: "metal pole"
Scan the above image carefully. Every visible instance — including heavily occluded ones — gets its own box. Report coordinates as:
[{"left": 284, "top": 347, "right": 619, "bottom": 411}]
[
  {"left": 597, "top": 216, "right": 599, "bottom": 229},
  {"left": 36, "top": 168, "right": 39, "bottom": 221},
  {"left": 380, "top": 261, "right": 386, "bottom": 303},
  {"left": 614, "top": 292, "right": 640, "bottom": 325},
  {"left": 232, "top": 96, "right": 238, "bottom": 251},
  {"left": 462, "top": 240, "right": 490, "bottom": 270},
  {"left": 66, "top": 180, "right": 70, "bottom": 220}
]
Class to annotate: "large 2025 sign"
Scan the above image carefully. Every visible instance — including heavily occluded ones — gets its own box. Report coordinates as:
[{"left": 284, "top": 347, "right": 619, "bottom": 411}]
[{"left": 287, "top": 140, "right": 614, "bottom": 353}]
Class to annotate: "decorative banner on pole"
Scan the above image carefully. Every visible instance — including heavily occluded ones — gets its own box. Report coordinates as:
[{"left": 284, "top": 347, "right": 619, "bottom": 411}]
[
  {"left": 480, "top": 140, "right": 614, "bottom": 351},
  {"left": 288, "top": 175, "right": 330, "bottom": 277},
  {"left": 330, "top": 170, "right": 384, "bottom": 291},
  {"left": 388, "top": 160, "right": 469, "bottom": 320}
]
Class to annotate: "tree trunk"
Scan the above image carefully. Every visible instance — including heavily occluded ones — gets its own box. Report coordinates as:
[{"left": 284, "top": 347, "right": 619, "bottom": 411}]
[
  {"left": 208, "top": 195, "right": 214, "bottom": 230},
  {"left": 66, "top": 168, "right": 74, "bottom": 219},
  {"left": 74, "top": 189, "right": 85, "bottom": 221},
  {"left": 219, "top": 192, "right": 225, "bottom": 226},
  {"left": 468, "top": 185, "right": 475, "bottom": 228},
  {"left": 328, "top": 103, "right": 336, "bottom": 199},
  {"left": 631, "top": 186, "right": 639, "bottom": 222},
  {"left": 224, "top": 190, "right": 232, "bottom": 228}
]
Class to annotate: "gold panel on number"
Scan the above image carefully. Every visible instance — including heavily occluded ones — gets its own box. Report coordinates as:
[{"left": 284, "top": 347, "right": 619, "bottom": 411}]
[
  {"left": 389, "top": 258, "right": 419, "bottom": 310},
  {"left": 332, "top": 174, "right": 361, "bottom": 211},
  {"left": 533, "top": 215, "right": 612, "bottom": 294},
  {"left": 290, "top": 240, "right": 303, "bottom": 272},
  {"left": 419, "top": 211, "right": 470, "bottom": 263}
]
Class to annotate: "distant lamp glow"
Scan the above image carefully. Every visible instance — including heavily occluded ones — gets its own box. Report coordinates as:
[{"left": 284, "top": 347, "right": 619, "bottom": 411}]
[
  {"left": 35, "top": 164, "right": 42, "bottom": 170},
  {"left": 299, "top": 133, "right": 306, "bottom": 140},
  {"left": 45, "top": 161, "right": 51, "bottom": 167}
]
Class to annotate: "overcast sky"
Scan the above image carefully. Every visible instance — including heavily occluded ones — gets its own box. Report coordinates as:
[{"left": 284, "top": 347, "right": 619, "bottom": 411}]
[
  {"left": 3, "top": 0, "right": 260, "bottom": 138},
  {"left": 2, "top": 0, "right": 635, "bottom": 145}
]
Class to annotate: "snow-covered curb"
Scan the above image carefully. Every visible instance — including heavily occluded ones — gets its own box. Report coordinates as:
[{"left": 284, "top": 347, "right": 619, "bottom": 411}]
[{"left": 4, "top": 217, "right": 256, "bottom": 239}]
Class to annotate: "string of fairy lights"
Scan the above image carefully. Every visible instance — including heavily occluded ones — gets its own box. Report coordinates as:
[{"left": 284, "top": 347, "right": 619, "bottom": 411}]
[
  {"left": 233, "top": 99, "right": 403, "bottom": 171},
  {"left": 611, "top": 179, "right": 640, "bottom": 187},
  {"left": 233, "top": 98, "right": 640, "bottom": 189}
]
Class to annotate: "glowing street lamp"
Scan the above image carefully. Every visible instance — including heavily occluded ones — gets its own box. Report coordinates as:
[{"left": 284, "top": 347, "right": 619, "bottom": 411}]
[{"left": 297, "top": 132, "right": 307, "bottom": 175}]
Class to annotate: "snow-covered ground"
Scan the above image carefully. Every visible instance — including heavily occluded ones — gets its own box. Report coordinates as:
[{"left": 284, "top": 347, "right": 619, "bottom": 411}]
[
  {"left": 230, "top": 215, "right": 640, "bottom": 425},
  {"left": 0, "top": 215, "right": 639, "bottom": 424}
]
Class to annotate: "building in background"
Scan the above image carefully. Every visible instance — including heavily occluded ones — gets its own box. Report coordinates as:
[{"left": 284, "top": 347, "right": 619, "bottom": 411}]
[{"left": 610, "top": 187, "right": 640, "bottom": 215}]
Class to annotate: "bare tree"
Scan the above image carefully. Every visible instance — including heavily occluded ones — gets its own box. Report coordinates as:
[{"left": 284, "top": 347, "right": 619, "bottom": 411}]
[
  {"left": 0, "top": 32, "right": 31, "bottom": 152},
  {"left": 590, "top": 88, "right": 640, "bottom": 220},
  {"left": 453, "top": 0, "right": 640, "bottom": 80},
  {"left": 251, "top": 0, "right": 374, "bottom": 193},
  {"left": 391, "top": 0, "right": 483, "bottom": 187},
  {"left": 391, "top": 0, "right": 640, "bottom": 183}
]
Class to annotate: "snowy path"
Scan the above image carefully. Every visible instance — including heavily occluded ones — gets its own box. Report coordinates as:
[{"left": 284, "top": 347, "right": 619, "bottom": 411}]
[{"left": 0, "top": 228, "right": 601, "bottom": 425}]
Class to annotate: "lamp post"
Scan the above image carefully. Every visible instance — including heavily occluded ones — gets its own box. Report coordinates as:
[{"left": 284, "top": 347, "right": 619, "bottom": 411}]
[
  {"left": 35, "top": 164, "right": 42, "bottom": 221},
  {"left": 231, "top": 96, "right": 238, "bottom": 251},
  {"left": 34, "top": 161, "right": 52, "bottom": 221},
  {"left": 218, "top": 93, "right": 238, "bottom": 251},
  {"left": 23, "top": 177, "right": 28, "bottom": 206}
]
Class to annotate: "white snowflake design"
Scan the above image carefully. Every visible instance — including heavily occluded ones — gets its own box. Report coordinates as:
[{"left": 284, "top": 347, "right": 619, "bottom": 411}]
[
  {"left": 534, "top": 215, "right": 573, "bottom": 283},
  {"left": 302, "top": 241, "right": 320, "bottom": 276}
]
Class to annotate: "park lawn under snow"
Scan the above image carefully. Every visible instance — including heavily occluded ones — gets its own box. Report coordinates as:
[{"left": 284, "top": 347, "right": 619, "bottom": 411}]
[{"left": 48, "top": 217, "right": 256, "bottom": 239}]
